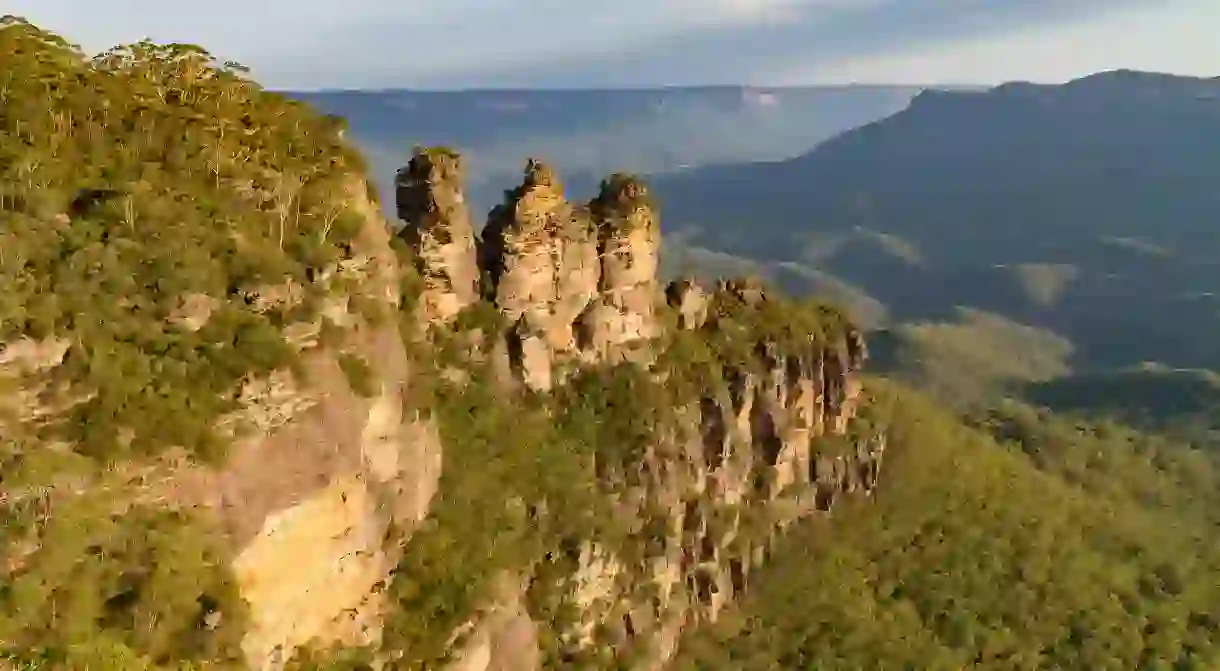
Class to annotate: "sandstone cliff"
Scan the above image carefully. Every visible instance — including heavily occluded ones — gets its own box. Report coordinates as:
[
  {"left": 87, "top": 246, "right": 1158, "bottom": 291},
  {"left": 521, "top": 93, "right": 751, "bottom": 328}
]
[
  {"left": 391, "top": 149, "right": 886, "bottom": 669},
  {"left": 1, "top": 82, "right": 883, "bottom": 669},
  {"left": 2, "top": 179, "right": 444, "bottom": 669},
  {"left": 403, "top": 156, "right": 663, "bottom": 392}
]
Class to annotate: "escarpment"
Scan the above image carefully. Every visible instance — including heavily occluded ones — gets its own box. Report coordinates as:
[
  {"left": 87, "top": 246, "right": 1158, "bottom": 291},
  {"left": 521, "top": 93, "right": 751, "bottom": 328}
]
[
  {"left": 0, "top": 19, "right": 887, "bottom": 667},
  {"left": 0, "top": 21, "right": 442, "bottom": 671},
  {"left": 2, "top": 178, "right": 442, "bottom": 671},
  {"left": 393, "top": 148, "right": 887, "bottom": 669}
]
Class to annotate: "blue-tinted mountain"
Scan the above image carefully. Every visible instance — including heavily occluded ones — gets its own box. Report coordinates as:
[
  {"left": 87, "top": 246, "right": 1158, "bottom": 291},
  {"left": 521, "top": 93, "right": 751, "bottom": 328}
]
[
  {"left": 650, "top": 70, "right": 1220, "bottom": 370},
  {"left": 285, "top": 86, "right": 923, "bottom": 214}
]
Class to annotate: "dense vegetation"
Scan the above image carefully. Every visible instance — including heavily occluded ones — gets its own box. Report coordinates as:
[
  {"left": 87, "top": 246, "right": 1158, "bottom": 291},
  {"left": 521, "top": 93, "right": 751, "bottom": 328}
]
[
  {"left": 1, "top": 17, "right": 370, "bottom": 670},
  {"left": 363, "top": 275, "right": 858, "bottom": 670},
  {"left": 0, "top": 16, "right": 369, "bottom": 460},
  {"left": 870, "top": 308, "right": 1074, "bottom": 407},
  {"left": 676, "top": 380, "right": 1220, "bottom": 670}
]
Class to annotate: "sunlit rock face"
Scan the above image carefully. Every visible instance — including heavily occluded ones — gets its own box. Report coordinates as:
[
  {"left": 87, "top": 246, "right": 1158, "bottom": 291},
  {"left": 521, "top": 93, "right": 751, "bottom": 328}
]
[
  {"left": 409, "top": 157, "right": 662, "bottom": 391},
  {"left": 395, "top": 149, "right": 482, "bottom": 325},
  {"left": 388, "top": 148, "right": 886, "bottom": 670}
]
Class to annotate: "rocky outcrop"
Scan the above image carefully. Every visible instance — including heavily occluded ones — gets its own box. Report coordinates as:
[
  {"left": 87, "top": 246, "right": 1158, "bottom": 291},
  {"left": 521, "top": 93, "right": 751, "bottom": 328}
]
[
  {"left": 389, "top": 149, "right": 887, "bottom": 670},
  {"left": 399, "top": 153, "right": 662, "bottom": 390},
  {"left": 478, "top": 159, "right": 600, "bottom": 390},
  {"left": 586, "top": 174, "right": 662, "bottom": 362},
  {"left": 197, "top": 189, "right": 444, "bottom": 670},
  {"left": 1, "top": 178, "right": 445, "bottom": 671},
  {"left": 523, "top": 284, "right": 884, "bottom": 668},
  {"left": 396, "top": 148, "right": 482, "bottom": 324},
  {"left": 3, "top": 142, "right": 882, "bottom": 671},
  {"left": 665, "top": 279, "right": 709, "bottom": 331}
]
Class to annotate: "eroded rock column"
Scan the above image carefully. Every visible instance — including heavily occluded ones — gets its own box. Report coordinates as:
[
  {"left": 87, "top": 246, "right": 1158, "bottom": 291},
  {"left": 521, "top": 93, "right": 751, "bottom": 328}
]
[
  {"left": 589, "top": 174, "right": 661, "bottom": 362},
  {"left": 482, "top": 160, "right": 572, "bottom": 390},
  {"left": 396, "top": 148, "right": 481, "bottom": 324}
]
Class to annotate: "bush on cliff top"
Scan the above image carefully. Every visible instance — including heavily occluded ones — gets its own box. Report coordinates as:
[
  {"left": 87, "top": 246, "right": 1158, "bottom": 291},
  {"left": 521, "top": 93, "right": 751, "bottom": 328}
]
[
  {"left": 0, "top": 16, "right": 368, "bottom": 461},
  {"left": 1, "top": 20, "right": 370, "bottom": 669}
]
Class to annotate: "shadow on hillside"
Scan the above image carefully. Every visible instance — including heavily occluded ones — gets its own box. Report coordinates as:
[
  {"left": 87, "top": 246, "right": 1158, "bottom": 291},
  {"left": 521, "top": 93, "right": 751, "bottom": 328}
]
[{"left": 1023, "top": 368, "right": 1220, "bottom": 440}]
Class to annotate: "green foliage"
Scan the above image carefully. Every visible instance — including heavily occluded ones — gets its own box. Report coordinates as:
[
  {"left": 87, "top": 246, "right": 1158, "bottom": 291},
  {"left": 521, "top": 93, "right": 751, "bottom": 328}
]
[
  {"left": 697, "top": 284, "right": 850, "bottom": 374},
  {"left": 380, "top": 284, "right": 854, "bottom": 668},
  {"left": 0, "top": 481, "right": 247, "bottom": 669},
  {"left": 336, "top": 353, "right": 377, "bottom": 398},
  {"left": 1025, "top": 366, "right": 1220, "bottom": 448},
  {"left": 676, "top": 381, "right": 1220, "bottom": 670},
  {"left": 412, "top": 145, "right": 461, "bottom": 161},
  {"left": 1, "top": 20, "right": 377, "bottom": 670},
  {"left": 1, "top": 20, "right": 368, "bottom": 460},
  {"left": 284, "top": 645, "right": 376, "bottom": 671},
  {"left": 380, "top": 309, "right": 606, "bottom": 667}
]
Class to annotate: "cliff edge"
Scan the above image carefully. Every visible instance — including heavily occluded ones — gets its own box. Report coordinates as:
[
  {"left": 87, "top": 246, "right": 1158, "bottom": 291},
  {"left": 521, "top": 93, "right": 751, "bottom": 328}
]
[
  {"left": 0, "top": 20, "right": 886, "bottom": 671},
  {"left": 386, "top": 149, "right": 885, "bottom": 669}
]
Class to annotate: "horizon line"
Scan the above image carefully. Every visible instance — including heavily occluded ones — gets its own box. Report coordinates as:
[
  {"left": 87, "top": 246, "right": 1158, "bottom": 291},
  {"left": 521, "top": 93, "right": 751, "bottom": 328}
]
[{"left": 274, "top": 68, "right": 1217, "bottom": 94}]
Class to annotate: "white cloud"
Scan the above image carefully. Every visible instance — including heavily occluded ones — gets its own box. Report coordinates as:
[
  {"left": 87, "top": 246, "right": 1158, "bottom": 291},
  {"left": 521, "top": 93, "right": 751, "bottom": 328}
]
[
  {"left": 6, "top": 0, "right": 1214, "bottom": 89},
  {"left": 775, "top": 0, "right": 1220, "bottom": 84},
  {"left": 692, "top": 0, "right": 882, "bottom": 27},
  {"left": 704, "top": 0, "right": 807, "bottom": 24}
]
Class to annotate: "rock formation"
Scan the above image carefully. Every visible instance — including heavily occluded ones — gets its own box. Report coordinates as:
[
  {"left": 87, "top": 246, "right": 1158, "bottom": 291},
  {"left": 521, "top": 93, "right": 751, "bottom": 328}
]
[
  {"left": 394, "top": 148, "right": 886, "bottom": 669},
  {"left": 396, "top": 148, "right": 482, "bottom": 324},
  {"left": 587, "top": 173, "right": 662, "bottom": 362},
  {"left": 401, "top": 155, "right": 665, "bottom": 390},
  {"left": 0, "top": 25, "right": 890, "bottom": 671},
  {"left": 186, "top": 189, "right": 446, "bottom": 669},
  {"left": 2, "top": 137, "right": 883, "bottom": 671}
]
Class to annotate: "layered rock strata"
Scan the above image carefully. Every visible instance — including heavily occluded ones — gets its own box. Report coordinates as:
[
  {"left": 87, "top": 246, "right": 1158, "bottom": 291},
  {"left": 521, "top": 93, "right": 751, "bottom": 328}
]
[{"left": 521, "top": 283, "right": 883, "bottom": 669}]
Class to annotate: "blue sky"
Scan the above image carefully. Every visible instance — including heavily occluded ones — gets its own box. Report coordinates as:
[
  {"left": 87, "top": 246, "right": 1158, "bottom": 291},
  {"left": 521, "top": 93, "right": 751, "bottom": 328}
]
[{"left": 8, "top": 0, "right": 1218, "bottom": 90}]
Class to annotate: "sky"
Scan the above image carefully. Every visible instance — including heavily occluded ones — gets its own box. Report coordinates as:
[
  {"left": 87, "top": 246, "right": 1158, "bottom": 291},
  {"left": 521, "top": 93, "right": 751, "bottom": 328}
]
[{"left": 7, "top": 0, "right": 1218, "bottom": 90}]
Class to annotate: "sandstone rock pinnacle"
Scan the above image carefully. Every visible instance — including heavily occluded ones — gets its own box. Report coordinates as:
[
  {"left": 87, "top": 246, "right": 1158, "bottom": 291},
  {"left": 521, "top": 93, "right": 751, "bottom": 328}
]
[
  {"left": 588, "top": 173, "right": 662, "bottom": 361},
  {"left": 395, "top": 147, "right": 481, "bottom": 324}
]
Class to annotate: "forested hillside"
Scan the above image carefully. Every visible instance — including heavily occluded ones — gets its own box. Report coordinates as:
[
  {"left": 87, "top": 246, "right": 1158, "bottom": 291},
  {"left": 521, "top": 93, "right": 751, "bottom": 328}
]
[
  {"left": 677, "top": 382, "right": 1220, "bottom": 670},
  {"left": 650, "top": 71, "right": 1220, "bottom": 372},
  {"left": 0, "top": 14, "right": 378, "bottom": 669},
  {"left": 3, "top": 18, "right": 1218, "bottom": 671}
]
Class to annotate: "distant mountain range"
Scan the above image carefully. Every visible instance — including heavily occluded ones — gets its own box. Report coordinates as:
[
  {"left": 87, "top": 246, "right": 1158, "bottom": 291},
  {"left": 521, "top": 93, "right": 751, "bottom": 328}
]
[
  {"left": 285, "top": 85, "right": 924, "bottom": 214},
  {"left": 650, "top": 70, "right": 1220, "bottom": 371},
  {"left": 288, "top": 71, "right": 1220, "bottom": 374}
]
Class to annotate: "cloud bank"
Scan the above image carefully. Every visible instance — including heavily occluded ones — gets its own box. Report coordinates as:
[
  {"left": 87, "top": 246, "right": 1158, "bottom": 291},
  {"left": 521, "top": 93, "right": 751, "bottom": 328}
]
[{"left": 7, "top": 0, "right": 1217, "bottom": 89}]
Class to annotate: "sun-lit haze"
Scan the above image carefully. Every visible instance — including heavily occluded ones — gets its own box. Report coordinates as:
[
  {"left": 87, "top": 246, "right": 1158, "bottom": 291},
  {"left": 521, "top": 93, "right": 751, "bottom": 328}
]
[{"left": 8, "top": 0, "right": 1217, "bottom": 89}]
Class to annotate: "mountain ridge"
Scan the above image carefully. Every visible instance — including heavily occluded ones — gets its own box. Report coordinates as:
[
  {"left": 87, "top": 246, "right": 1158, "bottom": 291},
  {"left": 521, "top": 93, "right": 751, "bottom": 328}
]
[{"left": 649, "top": 68, "right": 1220, "bottom": 370}]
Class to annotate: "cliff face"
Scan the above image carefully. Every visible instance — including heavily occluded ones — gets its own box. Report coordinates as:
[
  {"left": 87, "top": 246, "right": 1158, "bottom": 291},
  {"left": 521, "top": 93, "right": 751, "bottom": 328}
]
[
  {"left": 395, "top": 149, "right": 885, "bottom": 669},
  {"left": 200, "top": 194, "right": 444, "bottom": 669},
  {"left": 2, "top": 92, "right": 880, "bottom": 669},
  {"left": 0, "top": 23, "right": 880, "bottom": 671},
  {"left": 1, "top": 182, "right": 443, "bottom": 670}
]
